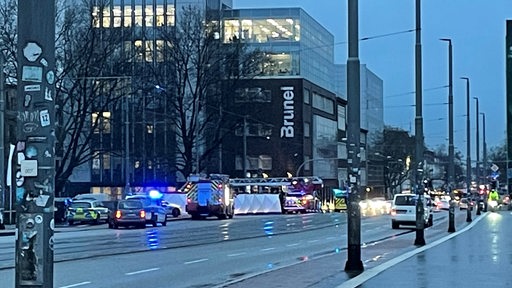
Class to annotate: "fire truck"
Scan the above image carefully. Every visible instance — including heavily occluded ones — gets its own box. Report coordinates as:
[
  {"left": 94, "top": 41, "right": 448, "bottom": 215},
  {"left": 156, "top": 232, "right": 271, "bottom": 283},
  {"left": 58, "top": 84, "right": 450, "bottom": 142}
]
[
  {"left": 229, "top": 176, "right": 323, "bottom": 214},
  {"left": 181, "top": 174, "right": 235, "bottom": 220}
]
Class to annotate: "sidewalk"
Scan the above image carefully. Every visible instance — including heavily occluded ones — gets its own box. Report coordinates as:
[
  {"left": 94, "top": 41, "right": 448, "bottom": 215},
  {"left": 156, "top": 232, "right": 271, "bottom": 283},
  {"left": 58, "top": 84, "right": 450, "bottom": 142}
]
[{"left": 219, "top": 210, "right": 508, "bottom": 288}]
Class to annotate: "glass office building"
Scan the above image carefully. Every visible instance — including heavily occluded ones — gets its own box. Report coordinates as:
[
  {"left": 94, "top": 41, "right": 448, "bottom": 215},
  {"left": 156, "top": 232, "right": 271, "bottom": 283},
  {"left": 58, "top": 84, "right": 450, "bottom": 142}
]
[{"left": 222, "top": 8, "right": 336, "bottom": 93}]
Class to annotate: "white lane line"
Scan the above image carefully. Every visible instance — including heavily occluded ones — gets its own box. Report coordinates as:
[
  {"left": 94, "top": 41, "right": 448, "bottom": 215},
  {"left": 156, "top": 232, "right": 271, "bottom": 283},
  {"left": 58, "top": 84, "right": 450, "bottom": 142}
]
[
  {"left": 260, "top": 247, "right": 276, "bottom": 252},
  {"left": 184, "top": 258, "right": 209, "bottom": 265},
  {"left": 308, "top": 240, "right": 319, "bottom": 243},
  {"left": 59, "top": 281, "right": 92, "bottom": 288},
  {"left": 326, "top": 236, "right": 337, "bottom": 240},
  {"left": 286, "top": 243, "right": 300, "bottom": 247},
  {"left": 125, "top": 268, "right": 160, "bottom": 276},
  {"left": 228, "top": 252, "right": 247, "bottom": 257}
]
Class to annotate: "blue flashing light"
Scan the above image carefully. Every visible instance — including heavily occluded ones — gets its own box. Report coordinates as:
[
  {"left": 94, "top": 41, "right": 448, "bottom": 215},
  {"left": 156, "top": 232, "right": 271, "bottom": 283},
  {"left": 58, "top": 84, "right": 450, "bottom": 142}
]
[{"left": 148, "top": 189, "right": 163, "bottom": 199}]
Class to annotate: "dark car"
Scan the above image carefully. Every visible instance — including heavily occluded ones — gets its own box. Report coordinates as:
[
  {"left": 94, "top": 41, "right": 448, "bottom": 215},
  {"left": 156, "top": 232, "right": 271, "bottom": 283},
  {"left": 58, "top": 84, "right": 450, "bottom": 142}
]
[{"left": 108, "top": 200, "right": 147, "bottom": 229}]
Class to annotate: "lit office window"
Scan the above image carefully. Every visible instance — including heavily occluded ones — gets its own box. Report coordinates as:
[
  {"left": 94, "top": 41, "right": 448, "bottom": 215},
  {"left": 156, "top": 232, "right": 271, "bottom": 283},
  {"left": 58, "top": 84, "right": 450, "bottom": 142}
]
[
  {"left": 145, "top": 5, "right": 154, "bottom": 27},
  {"left": 92, "top": 112, "right": 111, "bottom": 134},
  {"left": 166, "top": 5, "right": 175, "bottom": 26},
  {"left": 112, "top": 6, "right": 122, "bottom": 27},
  {"left": 124, "top": 7, "right": 132, "bottom": 27}
]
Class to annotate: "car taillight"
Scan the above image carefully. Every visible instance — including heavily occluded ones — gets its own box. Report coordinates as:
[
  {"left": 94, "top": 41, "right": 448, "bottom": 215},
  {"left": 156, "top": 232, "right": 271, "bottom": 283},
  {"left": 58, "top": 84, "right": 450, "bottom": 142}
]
[
  {"left": 115, "top": 210, "right": 122, "bottom": 219},
  {"left": 301, "top": 197, "right": 307, "bottom": 205},
  {"left": 187, "top": 198, "right": 191, "bottom": 203},
  {"left": 140, "top": 210, "right": 146, "bottom": 218},
  {"left": 391, "top": 209, "right": 396, "bottom": 216}
]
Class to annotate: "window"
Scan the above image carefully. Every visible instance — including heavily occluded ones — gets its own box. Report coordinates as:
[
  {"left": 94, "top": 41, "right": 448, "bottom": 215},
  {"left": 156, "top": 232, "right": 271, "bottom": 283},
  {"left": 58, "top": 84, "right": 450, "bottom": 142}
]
[
  {"left": 92, "top": 112, "right": 111, "bottom": 134},
  {"left": 338, "top": 105, "right": 346, "bottom": 130},
  {"left": 304, "top": 122, "right": 310, "bottom": 138},
  {"left": 313, "top": 93, "right": 334, "bottom": 114},
  {"left": 235, "top": 155, "right": 272, "bottom": 170},
  {"left": 235, "top": 87, "right": 271, "bottom": 103},
  {"left": 304, "top": 88, "right": 310, "bottom": 104},
  {"left": 235, "top": 123, "right": 272, "bottom": 137},
  {"left": 223, "top": 18, "right": 300, "bottom": 44}
]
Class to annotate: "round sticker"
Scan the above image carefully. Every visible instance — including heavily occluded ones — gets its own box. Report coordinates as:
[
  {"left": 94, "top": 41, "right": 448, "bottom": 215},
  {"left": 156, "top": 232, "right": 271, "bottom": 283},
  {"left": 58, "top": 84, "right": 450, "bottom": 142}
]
[
  {"left": 46, "top": 70, "right": 55, "bottom": 85},
  {"left": 35, "top": 215, "right": 43, "bottom": 224}
]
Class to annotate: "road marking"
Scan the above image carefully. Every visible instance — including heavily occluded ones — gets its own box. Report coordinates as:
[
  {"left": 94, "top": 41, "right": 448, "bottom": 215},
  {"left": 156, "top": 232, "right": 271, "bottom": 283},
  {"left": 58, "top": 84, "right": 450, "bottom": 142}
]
[
  {"left": 125, "top": 267, "right": 160, "bottom": 275},
  {"left": 307, "top": 239, "right": 319, "bottom": 243},
  {"left": 228, "top": 252, "right": 247, "bottom": 257},
  {"left": 59, "top": 282, "right": 91, "bottom": 288},
  {"left": 326, "top": 236, "right": 337, "bottom": 240},
  {"left": 260, "top": 247, "right": 275, "bottom": 252},
  {"left": 286, "top": 243, "right": 300, "bottom": 247},
  {"left": 184, "top": 258, "right": 209, "bottom": 265}
]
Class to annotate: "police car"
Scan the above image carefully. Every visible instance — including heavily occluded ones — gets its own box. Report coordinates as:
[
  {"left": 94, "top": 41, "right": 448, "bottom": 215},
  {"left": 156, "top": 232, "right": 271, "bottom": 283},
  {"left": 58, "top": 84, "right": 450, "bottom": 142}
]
[{"left": 126, "top": 191, "right": 167, "bottom": 227}]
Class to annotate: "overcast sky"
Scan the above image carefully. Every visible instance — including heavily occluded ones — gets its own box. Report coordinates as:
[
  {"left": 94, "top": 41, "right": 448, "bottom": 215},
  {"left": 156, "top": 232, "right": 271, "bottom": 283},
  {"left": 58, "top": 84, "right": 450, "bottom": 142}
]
[{"left": 234, "top": 0, "right": 512, "bottom": 161}]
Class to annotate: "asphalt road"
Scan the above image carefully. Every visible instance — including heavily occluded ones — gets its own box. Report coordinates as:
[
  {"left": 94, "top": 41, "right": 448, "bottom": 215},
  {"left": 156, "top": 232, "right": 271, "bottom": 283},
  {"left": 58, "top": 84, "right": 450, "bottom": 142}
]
[{"left": 0, "top": 210, "right": 455, "bottom": 287}]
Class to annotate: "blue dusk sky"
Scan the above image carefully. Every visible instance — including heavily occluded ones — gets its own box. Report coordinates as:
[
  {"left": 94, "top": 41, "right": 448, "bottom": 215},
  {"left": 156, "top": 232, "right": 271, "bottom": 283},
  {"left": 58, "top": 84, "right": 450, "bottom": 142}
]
[{"left": 234, "top": 0, "right": 512, "bottom": 159}]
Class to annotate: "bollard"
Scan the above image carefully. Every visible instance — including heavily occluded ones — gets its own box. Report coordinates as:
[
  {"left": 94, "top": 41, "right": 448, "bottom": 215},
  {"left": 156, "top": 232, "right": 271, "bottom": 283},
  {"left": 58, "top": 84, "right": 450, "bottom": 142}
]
[
  {"left": 476, "top": 200, "right": 481, "bottom": 215},
  {"left": 466, "top": 202, "right": 472, "bottom": 222},
  {"left": 448, "top": 200, "right": 455, "bottom": 232}
]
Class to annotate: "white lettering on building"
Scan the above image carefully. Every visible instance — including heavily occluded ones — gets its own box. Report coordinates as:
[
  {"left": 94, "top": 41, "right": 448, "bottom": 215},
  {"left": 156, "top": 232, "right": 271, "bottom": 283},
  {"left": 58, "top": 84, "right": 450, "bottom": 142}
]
[{"left": 280, "top": 86, "right": 294, "bottom": 138}]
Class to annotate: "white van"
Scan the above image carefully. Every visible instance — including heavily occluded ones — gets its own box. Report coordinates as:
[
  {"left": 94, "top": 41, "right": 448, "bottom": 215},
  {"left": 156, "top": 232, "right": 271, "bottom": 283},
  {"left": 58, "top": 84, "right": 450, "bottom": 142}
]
[{"left": 391, "top": 193, "right": 433, "bottom": 229}]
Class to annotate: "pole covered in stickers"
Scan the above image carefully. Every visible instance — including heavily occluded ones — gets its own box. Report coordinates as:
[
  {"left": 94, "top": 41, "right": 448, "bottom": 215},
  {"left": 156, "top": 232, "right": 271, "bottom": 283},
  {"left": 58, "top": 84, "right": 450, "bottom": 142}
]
[{"left": 15, "top": 1, "right": 56, "bottom": 287}]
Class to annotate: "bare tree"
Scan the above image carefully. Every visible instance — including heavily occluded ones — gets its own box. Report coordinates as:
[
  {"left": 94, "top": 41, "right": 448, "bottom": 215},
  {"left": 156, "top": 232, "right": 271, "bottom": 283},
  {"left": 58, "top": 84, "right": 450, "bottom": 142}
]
[
  {"left": 372, "top": 127, "right": 415, "bottom": 198},
  {"left": 146, "top": 6, "right": 264, "bottom": 180},
  {"left": 53, "top": 0, "right": 131, "bottom": 195}
]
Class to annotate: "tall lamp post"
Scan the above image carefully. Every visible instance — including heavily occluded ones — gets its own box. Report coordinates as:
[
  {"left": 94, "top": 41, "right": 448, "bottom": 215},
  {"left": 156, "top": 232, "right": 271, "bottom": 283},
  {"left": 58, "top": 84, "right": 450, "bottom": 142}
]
[
  {"left": 413, "top": 0, "right": 426, "bottom": 246},
  {"left": 440, "top": 38, "right": 454, "bottom": 191},
  {"left": 480, "top": 112, "right": 487, "bottom": 179},
  {"left": 344, "top": 0, "right": 363, "bottom": 272},
  {"left": 473, "top": 97, "right": 480, "bottom": 183},
  {"left": 440, "top": 38, "right": 456, "bottom": 232},
  {"left": 461, "top": 77, "right": 472, "bottom": 222}
]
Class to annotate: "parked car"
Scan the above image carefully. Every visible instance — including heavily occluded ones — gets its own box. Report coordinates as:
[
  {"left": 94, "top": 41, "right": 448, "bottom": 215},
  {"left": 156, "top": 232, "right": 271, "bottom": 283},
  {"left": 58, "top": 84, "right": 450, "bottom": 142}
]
[
  {"left": 125, "top": 195, "right": 167, "bottom": 227},
  {"left": 437, "top": 199, "right": 451, "bottom": 210},
  {"left": 66, "top": 199, "right": 110, "bottom": 225},
  {"left": 162, "top": 200, "right": 182, "bottom": 219},
  {"left": 108, "top": 200, "right": 146, "bottom": 229}
]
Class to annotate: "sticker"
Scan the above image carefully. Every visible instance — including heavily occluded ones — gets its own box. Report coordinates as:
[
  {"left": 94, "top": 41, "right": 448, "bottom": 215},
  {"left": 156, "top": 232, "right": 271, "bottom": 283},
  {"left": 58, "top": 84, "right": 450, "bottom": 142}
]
[
  {"left": 16, "top": 171, "right": 24, "bottom": 187},
  {"left": 18, "top": 111, "right": 40, "bottom": 133},
  {"left": 17, "top": 152, "right": 25, "bottom": 163},
  {"left": 20, "top": 160, "right": 38, "bottom": 177},
  {"left": 35, "top": 195, "right": 49, "bottom": 207},
  {"left": 23, "top": 42, "right": 42, "bottom": 62},
  {"left": 27, "top": 136, "right": 47, "bottom": 142},
  {"left": 17, "top": 142, "right": 26, "bottom": 151},
  {"left": 35, "top": 215, "right": 43, "bottom": 224},
  {"left": 22, "top": 66, "right": 43, "bottom": 82},
  {"left": 40, "top": 58, "right": 48, "bottom": 67},
  {"left": 40, "top": 109, "right": 50, "bottom": 127},
  {"left": 44, "top": 149, "right": 51, "bottom": 157},
  {"left": 49, "top": 236, "right": 55, "bottom": 251},
  {"left": 25, "top": 145, "right": 38, "bottom": 158},
  {"left": 24, "top": 95, "right": 31, "bottom": 107},
  {"left": 46, "top": 71, "right": 55, "bottom": 85},
  {"left": 50, "top": 219, "right": 54, "bottom": 231},
  {"left": 44, "top": 87, "right": 53, "bottom": 101},
  {"left": 24, "top": 85, "right": 40, "bottom": 92}
]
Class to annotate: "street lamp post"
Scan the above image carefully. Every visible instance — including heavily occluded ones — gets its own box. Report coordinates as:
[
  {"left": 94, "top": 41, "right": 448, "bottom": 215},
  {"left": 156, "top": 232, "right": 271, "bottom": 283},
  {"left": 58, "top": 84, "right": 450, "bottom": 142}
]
[
  {"left": 473, "top": 97, "right": 480, "bottom": 183},
  {"left": 480, "top": 112, "right": 487, "bottom": 179},
  {"left": 440, "top": 38, "right": 454, "bottom": 191},
  {"left": 414, "top": 0, "right": 426, "bottom": 246},
  {"left": 344, "top": 0, "right": 364, "bottom": 272},
  {"left": 461, "top": 77, "right": 472, "bottom": 222},
  {"left": 440, "top": 38, "right": 456, "bottom": 233}
]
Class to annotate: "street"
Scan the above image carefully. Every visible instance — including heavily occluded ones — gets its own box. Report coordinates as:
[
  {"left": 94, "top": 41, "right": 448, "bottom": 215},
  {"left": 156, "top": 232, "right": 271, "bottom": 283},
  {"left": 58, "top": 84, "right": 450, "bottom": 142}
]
[{"left": 0, "top": 210, "right": 466, "bottom": 287}]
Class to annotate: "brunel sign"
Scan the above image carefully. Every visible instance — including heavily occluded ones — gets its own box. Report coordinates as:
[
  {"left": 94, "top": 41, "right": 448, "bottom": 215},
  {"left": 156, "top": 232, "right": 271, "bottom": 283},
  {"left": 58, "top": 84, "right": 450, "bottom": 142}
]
[{"left": 280, "top": 86, "right": 294, "bottom": 138}]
